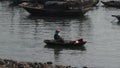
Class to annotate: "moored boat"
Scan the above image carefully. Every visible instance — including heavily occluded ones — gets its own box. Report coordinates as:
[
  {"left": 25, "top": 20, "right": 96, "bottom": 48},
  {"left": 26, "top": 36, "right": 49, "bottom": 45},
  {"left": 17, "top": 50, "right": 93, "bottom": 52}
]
[
  {"left": 19, "top": 1, "right": 92, "bottom": 16},
  {"left": 101, "top": 1, "right": 120, "bottom": 8},
  {"left": 44, "top": 38, "right": 87, "bottom": 47}
]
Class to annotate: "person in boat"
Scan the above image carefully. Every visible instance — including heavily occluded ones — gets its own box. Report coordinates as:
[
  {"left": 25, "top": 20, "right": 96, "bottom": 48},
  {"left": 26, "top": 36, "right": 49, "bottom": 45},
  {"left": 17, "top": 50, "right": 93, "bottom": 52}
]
[{"left": 54, "top": 30, "right": 64, "bottom": 42}]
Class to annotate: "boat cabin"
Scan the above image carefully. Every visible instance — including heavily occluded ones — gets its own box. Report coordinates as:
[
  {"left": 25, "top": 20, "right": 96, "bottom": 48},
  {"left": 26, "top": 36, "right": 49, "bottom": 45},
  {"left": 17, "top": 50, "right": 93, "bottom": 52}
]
[{"left": 44, "top": 1, "right": 83, "bottom": 10}]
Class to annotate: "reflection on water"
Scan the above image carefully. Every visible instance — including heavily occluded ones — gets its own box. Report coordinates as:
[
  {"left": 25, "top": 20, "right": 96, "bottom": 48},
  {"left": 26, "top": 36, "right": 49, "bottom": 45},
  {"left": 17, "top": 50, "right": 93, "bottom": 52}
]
[
  {"left": 16, "top": 11, "right": 93, "bottom": 41},
  {"left": 1, "top": 0, "right": 120, "bottom": 68},
  {"left": 44, "top": 45, "right": 86, "bottom": 64}
]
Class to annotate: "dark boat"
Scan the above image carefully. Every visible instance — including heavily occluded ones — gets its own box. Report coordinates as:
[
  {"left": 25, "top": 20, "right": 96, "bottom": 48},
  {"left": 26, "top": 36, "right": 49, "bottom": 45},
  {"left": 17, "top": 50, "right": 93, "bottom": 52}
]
[
  {"left": 44, "top": 44, "right": 86, "bottom": 51},
  {"left": 112, "top": 15, "right": 120, "bottom": 21},
  {"left": 44, "top": 38, "right": 87, "bottom": 47},
  {"left": 19, "top": 1, "right": 92, "bottom": 16},
  {"left": 101, "top": 1, "right": 120, "bottom": 8}
]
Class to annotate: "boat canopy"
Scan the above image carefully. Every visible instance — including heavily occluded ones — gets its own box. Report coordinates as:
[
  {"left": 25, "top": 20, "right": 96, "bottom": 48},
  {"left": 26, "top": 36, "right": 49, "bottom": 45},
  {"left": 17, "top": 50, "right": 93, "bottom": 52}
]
[{"left": 44, "top": 1, "right": 82, "bottom": 8}]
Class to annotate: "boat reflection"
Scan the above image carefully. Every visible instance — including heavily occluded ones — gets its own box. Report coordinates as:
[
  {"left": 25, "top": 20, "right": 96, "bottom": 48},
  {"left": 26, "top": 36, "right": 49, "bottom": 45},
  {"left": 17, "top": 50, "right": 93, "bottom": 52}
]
[
  {"left": 111, "top": 21, "right": 120, "bottom": 25},
  {"left": 27, "top": 14, "right": 88, "bottom": 22},
  {"left": 44, "top": 44, "right": 86, "bottom": 63}
]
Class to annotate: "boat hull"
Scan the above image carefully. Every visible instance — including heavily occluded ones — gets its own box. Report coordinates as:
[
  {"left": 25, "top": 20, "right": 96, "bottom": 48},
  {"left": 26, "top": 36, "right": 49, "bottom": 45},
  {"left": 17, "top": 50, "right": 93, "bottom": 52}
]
[
  {"left": 22, "top": 6, "right": 89, "bottom": 16},
  {"left": 44, "top": 39, "right": 87, "bottom": 47},
  {"left": 44, "top": 44, "right": 86, "bottom": 50}
]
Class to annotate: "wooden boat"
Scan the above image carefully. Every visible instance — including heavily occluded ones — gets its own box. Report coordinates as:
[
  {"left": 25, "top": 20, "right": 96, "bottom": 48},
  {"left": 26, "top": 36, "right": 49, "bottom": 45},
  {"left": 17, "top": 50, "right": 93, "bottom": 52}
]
[
  {"left": 112, "top": 15, "right": 120, "bottom": 21},
  {"left": 19, "top": 1, "right": 92, "bottom": 16},
  {"left": 101, "top": 1, "right": 120, "bottom": 8},
  {"left": 44, "top": 44, "right": 86, "bottom": 50},
  {"left": 44, "top": 38, "right": 87, "bottom": 47}
]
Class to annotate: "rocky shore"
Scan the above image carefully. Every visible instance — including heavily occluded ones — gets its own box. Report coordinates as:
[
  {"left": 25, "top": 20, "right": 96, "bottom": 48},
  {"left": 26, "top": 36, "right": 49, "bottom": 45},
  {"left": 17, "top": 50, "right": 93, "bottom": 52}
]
[{"left": 0, "top": 58, "right": 88, "bottom": 68}]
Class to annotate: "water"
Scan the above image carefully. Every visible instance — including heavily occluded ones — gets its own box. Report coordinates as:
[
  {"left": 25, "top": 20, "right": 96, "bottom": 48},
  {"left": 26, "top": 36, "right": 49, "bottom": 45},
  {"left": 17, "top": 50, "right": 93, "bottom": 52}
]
[{"left": 0, "top": 0, "right": 120, "bottom": 68}]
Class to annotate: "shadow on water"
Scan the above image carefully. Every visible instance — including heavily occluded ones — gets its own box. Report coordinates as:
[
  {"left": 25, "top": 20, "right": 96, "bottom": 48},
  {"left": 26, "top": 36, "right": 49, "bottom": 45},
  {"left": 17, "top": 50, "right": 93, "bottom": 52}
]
[
  {"left": 26, "top": 15, "right": 89, "bottom": 22},
  {"left": 111, "top": 21, "right": 120, "bottom": 25},
  {"left": 44, "top": 44, "right": 86, "bottom": 64},
  {"left": 111, "top": 19, "right": 120, "bottom": 25},
  {"left": 116, "top": 21, "right": 120, "bottom": 25}
]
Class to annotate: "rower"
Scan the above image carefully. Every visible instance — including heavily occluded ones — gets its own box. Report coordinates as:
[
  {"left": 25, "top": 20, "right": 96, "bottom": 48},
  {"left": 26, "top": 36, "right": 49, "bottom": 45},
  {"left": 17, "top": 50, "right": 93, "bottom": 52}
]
[{"left": 54, "top": 30, "right": 64, "bottom": 42}]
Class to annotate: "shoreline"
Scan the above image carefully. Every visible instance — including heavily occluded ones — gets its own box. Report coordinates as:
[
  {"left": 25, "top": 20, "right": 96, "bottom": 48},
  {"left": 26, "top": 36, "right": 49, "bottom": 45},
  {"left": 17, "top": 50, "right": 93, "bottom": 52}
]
[{"left": 0, "top": 58, "right": 87, "bottom": 68}]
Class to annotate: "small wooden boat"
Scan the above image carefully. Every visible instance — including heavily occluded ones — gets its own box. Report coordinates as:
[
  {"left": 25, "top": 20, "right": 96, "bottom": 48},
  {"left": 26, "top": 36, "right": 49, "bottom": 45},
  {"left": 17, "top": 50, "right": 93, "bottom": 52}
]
[
  {"left": 112, "top": 15, "right": 120, "bottom": 21},
  {"left": 44, "top": 38, "right": 87, "bottom": 47},
  {"left": 19, "top": 1, "right": 92, "bottom": 16},
  {"left": 101, "top": 1, "right": 120, "bottom": 8},
  {"left": 44, "top": 44, "right": 86, "bottom": 51}
]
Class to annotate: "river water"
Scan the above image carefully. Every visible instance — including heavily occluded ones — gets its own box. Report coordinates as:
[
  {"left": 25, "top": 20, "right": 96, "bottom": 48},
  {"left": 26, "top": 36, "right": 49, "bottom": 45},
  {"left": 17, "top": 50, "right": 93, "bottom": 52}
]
[{"left": 0, "top": 0, "right": 120, "bottom": 68}]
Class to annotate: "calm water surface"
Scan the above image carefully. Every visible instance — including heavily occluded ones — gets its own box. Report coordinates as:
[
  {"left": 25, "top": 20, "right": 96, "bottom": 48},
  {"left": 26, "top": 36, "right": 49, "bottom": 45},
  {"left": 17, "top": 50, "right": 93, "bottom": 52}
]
[{"left": 0, "top": 0, "right": 120, "bottom": 68}]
